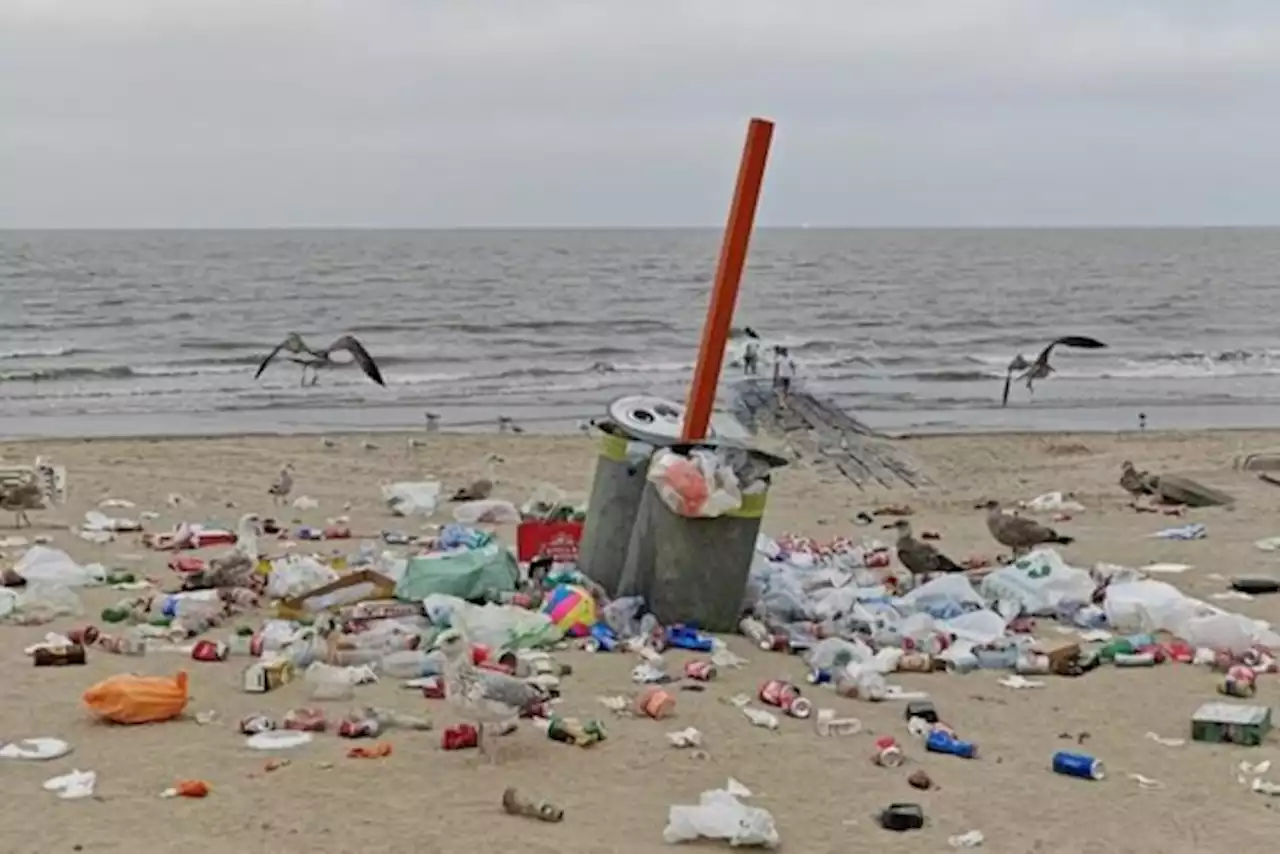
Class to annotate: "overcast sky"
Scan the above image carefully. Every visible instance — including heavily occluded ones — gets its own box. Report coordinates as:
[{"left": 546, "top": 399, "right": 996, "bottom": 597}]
[{"left": 2, "top": 1, "right": 1279, "bottom": 228}]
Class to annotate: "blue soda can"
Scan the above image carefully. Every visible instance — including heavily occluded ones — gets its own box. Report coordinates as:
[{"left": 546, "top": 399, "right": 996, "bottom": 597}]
[
  {"left": 807, "top": 669, "right": 832, "bottom": 685},
  {"left": 925, "top": 729, "right": 977, "bottom": 758},
  {"left": 1052, "top": 751, "right": 1106, "bottom": 780},
  {"left": 585, "top": 622, "right": 618, "bottom": 652}
]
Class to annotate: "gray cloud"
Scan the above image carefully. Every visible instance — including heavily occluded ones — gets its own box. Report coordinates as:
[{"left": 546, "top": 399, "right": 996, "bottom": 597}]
[{"left": 3, "top": 1, "right": 1280, "bottom": 226}]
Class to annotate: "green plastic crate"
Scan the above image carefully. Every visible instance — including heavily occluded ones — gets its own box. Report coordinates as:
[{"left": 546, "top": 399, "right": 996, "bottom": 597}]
[{"left": 1191, "top": 702, "right": 1272, "bottom": 746}]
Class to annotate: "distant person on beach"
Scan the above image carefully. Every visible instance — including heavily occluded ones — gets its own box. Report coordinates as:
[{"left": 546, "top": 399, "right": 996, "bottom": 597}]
[
  {"left": 773, "top": 347, "right": 796, "bottom": 400},
  {"left": 742, "top": 341, "right": 759, "bottom": 375}
]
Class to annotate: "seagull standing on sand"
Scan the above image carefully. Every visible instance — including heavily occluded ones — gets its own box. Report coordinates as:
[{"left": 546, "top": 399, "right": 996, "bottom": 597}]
[
  {"left": 983, "top": 500, "right": 1074, "bottom": 557},
  {"left": 255, "top": 333, "right": 386, "bottom": 388},
  {"left": 0, "top": 473, "right": 45, "bottom": 528},
  {"left": 189, "top": 513, "right": 262, "bottom": 589},
  {"left": 436, "top": 629, "right": 547, "bottom": 762},
  {"left": 1001, "top": 336, "right": 1108, "bottom": 407},
  {"left": 884, "top": 519, "right": 965, "bottom": 576},
  {"left": 424, "top": 412, "right": 441, "bottom": 433},
  {"left": 268, "top": 465, "right": 293, "bottom": 506},
  {"left": 451, "top": 453, "right": 501, "bottom": 501}
]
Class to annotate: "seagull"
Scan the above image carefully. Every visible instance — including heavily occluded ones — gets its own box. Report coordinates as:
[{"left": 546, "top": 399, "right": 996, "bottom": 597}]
[
  {"left": 424, "top": 412, "right": 441, "bottom": 433},
  {"left": 0, "top": 472, "right": 45, "bottom": 528},
  {"left": 983, "top": 500, "right": 1074, "bottom": 557},
  {"left": 408, "top": 438, "right": 424, "bottom": 449},
  {"left": 884, "top": 519, "right": 965, "bottom": 576},
  {"left": 254, "top": 333, "right": 386, "bottom": 388},
  {"left": 497, "top": 416, "right": 524, "bottom": 435},
  {"left": 361, "top": 439, "right": 379, "bottom": 451},
  {"left": 187, "top": 513, "right": 262, "bottom": 590},
  {"left": 319, "top": 437, "right": 337, "bottom": 449},
  {"left": 436, "top": 628, "right": 548, "bottom": 762},
  {"left": 1001, "top": 336, "right": 1107, "bottom": 407},
  {"left": 268, "top": 465, "right": 293, "bottom": 506},
  {"left": 451, "top": 477, "right": 493, "bottom": 502}
]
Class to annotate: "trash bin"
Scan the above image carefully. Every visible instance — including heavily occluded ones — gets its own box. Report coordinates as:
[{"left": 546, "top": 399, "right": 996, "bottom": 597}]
[
  {"left": 617, "top": 444, "right": 786, "bottom": 633},
  {"left": 576, "top": 423, "right": 654, "bottom": 596}
]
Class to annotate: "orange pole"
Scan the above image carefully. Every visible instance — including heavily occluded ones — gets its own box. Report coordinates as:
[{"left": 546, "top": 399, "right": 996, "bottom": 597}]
[{"left": 681, "top": 117, "right": 774, "bottom": 441}]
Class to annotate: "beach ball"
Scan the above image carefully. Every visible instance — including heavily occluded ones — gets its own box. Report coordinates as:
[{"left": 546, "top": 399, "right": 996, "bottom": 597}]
[{"left": 541, "top": 584, "right": 598, "bottom": 637}]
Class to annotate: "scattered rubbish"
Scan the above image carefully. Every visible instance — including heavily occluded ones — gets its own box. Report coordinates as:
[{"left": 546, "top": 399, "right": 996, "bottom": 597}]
[
  {"left": 664, "top": 779, "right": 779, "bottom": 848},
  {"left": 246, "top": 730, "right": 313, "bottom": 750},
  {"left": 1191, "top": 702, "right": 1271, "bottom": 746},
  {"left": 382, "top": 481, "right": 441, "bottom": 517},
  {"left": 0, "top": 737, "right": 72, "bottom": 761},
  {"left": 1144, "top": 732, "right": 1185, "bottom": 747},
  {"left": 292, "top": 495, "right": 319, "bottom": 510},
  {"left": 43, "top": 769, "right": 97, "bottom": 800},
  {"left": 1240, "top": 760, "right": 1272, "bottom": 776},
  {"left": 814, "top": 708, "right": 861, "bottom": 736},
  {"left": 1052, "top": 751, "right": 1105, "bottom": 780},
  {"left": 926, "top": 730, "right": 977, "bottom": 759},
  {"left": 503, "top": 786, "right": 564, "bottom": 823},
  {"left": 346, "top": 741, "right": 393, "bottom": 759},
  {"left": 907, "top": 769, "right": 932, "bottom": 790},
  {"left": 759, "top": 680, "right": 811, "bottom": 719},
  {"left": 1142, "top": 563, "right": 1193, "bottom": 575},
  {"left": 997, "top": 674, "right": 1044, "bottom": 689},
  {"left": 1128, "top": 773, "right": 1164, "bottom": 790},
  {"left": 667, "top": 727, "right": 704, "bottom": 748},
  {"left": 1220, "top": 665, "right": 1258, "bottom": 698},
  {"left": 1150, "top": 523, "right": 1206, "bottom": 541},
  {"left": 878, "top": 802, "right": 924, "bottom": 832},
  {"left": 1022, "top": 492, "right": 1085, "bottom": 513},
  {"left": 949, "top": 830, "right": 986, "bottom": 848},
  {"left": 635, "top": 686, "right": 677, "bottom": 719},
  {"left": 741, "top": 706, "right": 779, "bottom": 731},
  {"left": 873, "top": 736, "right": 905, "bottom": 767},
  {"left": 161, "top": 780, "right": 209, "bottom": 799},
  {"left": 1231, "top": 577, "right": 1280, "bottom": 596},
  {"left": 82, "top": 671, "right": 189, "bottom": 725}
]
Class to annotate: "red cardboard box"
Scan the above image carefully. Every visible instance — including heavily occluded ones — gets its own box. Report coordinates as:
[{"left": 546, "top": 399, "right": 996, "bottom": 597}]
[{"left": 517, "top": 521, "right": 584, "bottom": 563}]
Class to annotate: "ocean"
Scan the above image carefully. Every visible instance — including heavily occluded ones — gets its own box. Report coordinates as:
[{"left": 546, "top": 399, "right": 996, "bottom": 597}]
[{"left": 1, "top": 228, "right": 1279, "bottom": 440}]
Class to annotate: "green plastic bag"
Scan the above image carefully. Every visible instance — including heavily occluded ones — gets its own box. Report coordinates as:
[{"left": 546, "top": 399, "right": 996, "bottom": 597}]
[{"left": 394, "top": 543, "right": 519, "bottom": 602}]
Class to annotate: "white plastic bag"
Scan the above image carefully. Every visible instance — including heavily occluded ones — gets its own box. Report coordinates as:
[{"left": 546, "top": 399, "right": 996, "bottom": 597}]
[
  {"left": 381, "top": 481, "right": 441, "bottom": 517},
  {"left": 304, "top": 662, "right": 358, "bottom": 701},
  {"left": 15, "top": 547, "right": 100, "bottom": 587},
  {"left": 647, "top": 449, "right": 743, "bottom": 518},
  {"left": 9, "top": 584, "right": 83, "bottom": 624},
  {"left": 452, "top": 499, "right": 521, "bottom": 525},
  {"left": 978, "top": 549, "right": 1095, "bottom": 615},
  {"left": 664, "top": 782, "right": 779, "bottom": 848},
  {"left": 265, "top": 555, "right": 339, "bottom": 601}
]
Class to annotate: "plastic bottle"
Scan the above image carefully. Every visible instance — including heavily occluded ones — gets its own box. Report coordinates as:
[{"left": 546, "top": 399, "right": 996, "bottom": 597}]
[{"left": 380, "top": 649, "right": 432, "bottom": 679}]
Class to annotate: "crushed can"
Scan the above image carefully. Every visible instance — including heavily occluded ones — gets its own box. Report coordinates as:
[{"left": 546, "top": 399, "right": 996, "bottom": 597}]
[
  {"left": 759, "top": 679, "right": 812, "bottom": 718},
  {"left": 442, "top": 723, "right": 478, "bottom": 750},
  {"left": 239, "top": 714, "right": 276, "bottom": 735},
  {"left": 338, "top": 713, "right": 381, "bottom": 739},
  {"left": 67, "top": 625, "right": 100, "bottom": 646},
  {"left": 191, "top": 640, "right": 229, "bottom": 662},
  {"left": 420, "top": 675, "right": 447, "bottom": 700},
  {"left": 283, "top": 707, "right": 328, "bottom": 732},
  {"left": 683, "top": 659, "right": 716, "bottom": 681},
  {"left": 1221, "top": 665, "right": 1257, "bottom": 698},
  {"left": 873, "top": 735, "right": 905, "bottom": 767}
]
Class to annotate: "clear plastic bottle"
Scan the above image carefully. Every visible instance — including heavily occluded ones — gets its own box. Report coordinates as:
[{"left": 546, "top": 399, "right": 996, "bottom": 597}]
[{"left": 380, "top": 649, "right": 432, "bottom": 679}]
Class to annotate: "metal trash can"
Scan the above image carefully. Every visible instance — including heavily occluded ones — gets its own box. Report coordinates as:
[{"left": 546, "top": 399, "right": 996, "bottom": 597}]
[
  {"left": 617, "top": 444, "right": 786, "bottom": 633},
  {"left": 576, "top": 423, "right": 653, "bottom": 597}
]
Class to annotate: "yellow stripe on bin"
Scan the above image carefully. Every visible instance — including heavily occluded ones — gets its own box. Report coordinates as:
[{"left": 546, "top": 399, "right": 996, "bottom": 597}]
[
  {"left": 726, "top": 489, "right": 768, "bottom": 519},
  {"left": 598, "top": 432, "right": 631, "bottom": 462}
]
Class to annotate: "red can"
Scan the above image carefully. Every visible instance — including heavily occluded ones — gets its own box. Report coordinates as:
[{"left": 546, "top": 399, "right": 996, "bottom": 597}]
[
  {"left": 873, "top": 735, "right": 905, "bottom": 767},
  {"left": 760, "top": 679, "right": 807, "bottom": 716},
  {"left": 442, "top": 723, "right": 479, "bottom": 750},
  {"left": 67, "top": 625, "right": 100, "bottom": 646},
  {"left": 420, "top": 676, "right": 447, "bottom": 699},
  {"left": 191, "top": 640, "right": 228, "bottom": 662},
  {"left": 283, "top": 708, "right": 328, "bottom": 732},
  {"left": 338, "top": 715, "right": 380, "bottom": 739},
  {"left": 865, "top": 550, "right": 891, "bottom": 568},
  {"left": 684, "top": 660, "right": 717, "bottom": 681},
  {"left": 1222, "top": 665, "right": 1257, "bottom": 698}
]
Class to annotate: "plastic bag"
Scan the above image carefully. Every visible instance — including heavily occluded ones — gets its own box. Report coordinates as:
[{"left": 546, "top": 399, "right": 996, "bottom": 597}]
[
  {"left": 647, "top": 449, "right": 743, "bottom": 518},
  {"left": 82, "top": 671, "right": 189, "bottom": 724},
  {"left": 5, "top": 583, "right": 83, "bottom": 625},
  {"left": 452, "top": 500, "right": 521, "bottom": 525},
  {"left": 664, "top": 782, "right": 779, "bottom": 848},
  {"left": 266, "top": 555, "right": 339, "bottom": 601},
  {"left": 305, "top": 662, "right": 358, "bottom": 701},
  {"left": 978, "top": 549, "right": 1095, "bottom": 615},
  {"left": 15, "top": 547, "right": 101, "bottom": 587},
  {"left": 382, "top": 481, "right": 441, "bottom": 517}
]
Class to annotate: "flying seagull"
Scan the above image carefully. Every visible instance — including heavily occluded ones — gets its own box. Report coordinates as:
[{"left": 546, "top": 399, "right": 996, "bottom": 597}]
[
  {"left": 1001, "top": 336, "right": 1107, "bottom": 406},
  {"left": 255, "top": 333, "right": 386, "bottom": 388}
]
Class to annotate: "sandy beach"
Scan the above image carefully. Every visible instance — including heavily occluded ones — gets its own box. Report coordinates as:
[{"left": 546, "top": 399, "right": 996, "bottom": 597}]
[{"left": 1, "top": 428, "right": 1279, "bottom": 854}]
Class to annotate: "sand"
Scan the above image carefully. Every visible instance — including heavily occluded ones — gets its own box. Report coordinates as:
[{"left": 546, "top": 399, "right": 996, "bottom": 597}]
[{"left": 1, "top": 428, "right": 1279, "bottom": 854}]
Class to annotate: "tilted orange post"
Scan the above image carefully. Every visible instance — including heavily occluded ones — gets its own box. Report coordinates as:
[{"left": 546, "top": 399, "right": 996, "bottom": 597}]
[{"left": 681, "top": 117, "right": 775, "bottom": 442}]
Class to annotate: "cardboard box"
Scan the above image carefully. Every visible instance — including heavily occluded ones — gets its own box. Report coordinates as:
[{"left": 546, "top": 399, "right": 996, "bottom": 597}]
[
  {"left": 517, "top": 521, "right": 584, "bottom": 563},
  {"left": 243, "top": 657, "right": 294, "bottom": 693},
  {"left": 276, "top": 569, "right": 397, "bottom": 621}
]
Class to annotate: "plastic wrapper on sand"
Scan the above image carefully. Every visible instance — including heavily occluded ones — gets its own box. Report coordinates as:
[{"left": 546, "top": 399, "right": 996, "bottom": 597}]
[{"left": 664, "top": 782, "right": 779, "bottom": 848}]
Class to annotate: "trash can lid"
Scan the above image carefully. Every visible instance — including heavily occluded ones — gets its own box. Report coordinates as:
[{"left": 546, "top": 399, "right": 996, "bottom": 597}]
[{"left": 606, "top": 395, "right": 719, "bottom": 445}]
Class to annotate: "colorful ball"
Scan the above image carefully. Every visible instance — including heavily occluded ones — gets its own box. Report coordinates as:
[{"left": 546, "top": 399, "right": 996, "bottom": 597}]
[{"left": 541, "top": 584, "right": 598, "bottom": 637}]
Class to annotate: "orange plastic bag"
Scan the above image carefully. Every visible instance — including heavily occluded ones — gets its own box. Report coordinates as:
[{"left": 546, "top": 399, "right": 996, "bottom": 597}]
[{"left": 82, "top": 670, "right": 189, "bottom": 724}]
